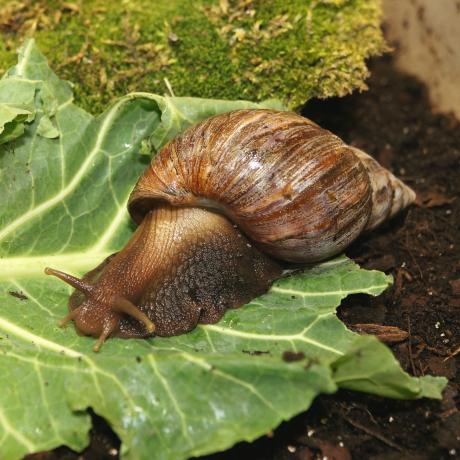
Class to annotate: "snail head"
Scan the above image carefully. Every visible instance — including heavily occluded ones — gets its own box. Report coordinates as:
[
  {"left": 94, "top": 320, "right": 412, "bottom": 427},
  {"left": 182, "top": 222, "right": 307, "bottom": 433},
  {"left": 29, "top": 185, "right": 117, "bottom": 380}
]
[{"left": 44, "top": 267, "right": 155, "bottom": 351}]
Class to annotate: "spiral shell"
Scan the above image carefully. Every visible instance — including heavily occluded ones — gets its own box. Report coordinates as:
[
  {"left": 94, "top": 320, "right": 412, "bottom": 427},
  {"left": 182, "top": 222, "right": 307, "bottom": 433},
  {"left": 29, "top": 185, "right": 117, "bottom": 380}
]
[{"left": 128, "top": 109, "right": 415, "bottom": 263}]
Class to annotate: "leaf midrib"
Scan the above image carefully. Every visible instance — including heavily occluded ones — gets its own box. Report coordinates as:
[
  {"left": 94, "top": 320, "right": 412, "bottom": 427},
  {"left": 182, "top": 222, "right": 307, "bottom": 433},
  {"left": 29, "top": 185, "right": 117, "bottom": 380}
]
[
  {"left": 0, "top": 317, "right": 81, "bottom": 357},
  {"left": 0, "top": 95, "right": 120, "bottom": 242},
  {"left": 0, "top": 252, "right": 111, "bottom": 278}
]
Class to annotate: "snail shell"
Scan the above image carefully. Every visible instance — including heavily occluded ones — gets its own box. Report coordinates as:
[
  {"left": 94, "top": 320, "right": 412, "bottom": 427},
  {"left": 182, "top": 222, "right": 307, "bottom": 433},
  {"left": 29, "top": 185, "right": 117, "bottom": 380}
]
[{"left": 129, "top": 109, "right": 415, "bottom": 263}]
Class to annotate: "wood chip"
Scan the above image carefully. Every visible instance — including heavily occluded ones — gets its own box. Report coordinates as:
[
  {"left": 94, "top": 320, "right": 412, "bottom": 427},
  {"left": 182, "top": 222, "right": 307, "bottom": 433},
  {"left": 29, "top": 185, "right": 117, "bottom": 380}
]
[{"left": 349, "top": 323, "right": 409, "bottom": 343}]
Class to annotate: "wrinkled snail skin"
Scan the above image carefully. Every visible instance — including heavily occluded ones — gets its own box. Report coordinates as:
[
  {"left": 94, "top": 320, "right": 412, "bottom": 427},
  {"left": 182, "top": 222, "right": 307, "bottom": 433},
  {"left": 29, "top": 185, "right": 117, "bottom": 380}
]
[
  {"left": 46, "top": 109, "right": 415, "bottom": 350},
  {"left": 46, "top": 205, "right": 281, "bottom": 350}
]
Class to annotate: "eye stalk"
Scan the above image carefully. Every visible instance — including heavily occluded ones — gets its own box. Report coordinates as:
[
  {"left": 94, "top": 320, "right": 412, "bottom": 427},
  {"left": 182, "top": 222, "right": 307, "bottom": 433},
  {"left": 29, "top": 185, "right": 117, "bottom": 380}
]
[
  {"left": 45, "top": 267, "right": 155, "bottom": 351},
  {"left": 44, "top": 267, "right": 93, "bottom": 295}
]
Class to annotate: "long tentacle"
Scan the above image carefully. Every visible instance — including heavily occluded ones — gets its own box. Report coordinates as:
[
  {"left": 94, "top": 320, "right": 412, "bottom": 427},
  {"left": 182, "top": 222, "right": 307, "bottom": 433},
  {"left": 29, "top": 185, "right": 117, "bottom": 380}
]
[{"left": 45, "top": 267, "right": 93, "bottom": 296}]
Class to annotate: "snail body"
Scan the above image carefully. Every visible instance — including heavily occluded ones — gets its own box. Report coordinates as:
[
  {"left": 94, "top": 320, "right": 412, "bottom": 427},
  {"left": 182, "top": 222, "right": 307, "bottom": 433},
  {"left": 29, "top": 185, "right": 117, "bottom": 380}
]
[{"left": 46, "top": 109, "right": 415, "bottom": 351}]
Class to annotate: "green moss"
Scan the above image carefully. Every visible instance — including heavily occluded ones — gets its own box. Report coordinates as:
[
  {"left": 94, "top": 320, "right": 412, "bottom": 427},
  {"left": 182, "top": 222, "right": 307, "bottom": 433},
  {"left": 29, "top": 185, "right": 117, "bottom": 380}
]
[{"left": 0, "top": 0, "right": 386, "bottom": 113}]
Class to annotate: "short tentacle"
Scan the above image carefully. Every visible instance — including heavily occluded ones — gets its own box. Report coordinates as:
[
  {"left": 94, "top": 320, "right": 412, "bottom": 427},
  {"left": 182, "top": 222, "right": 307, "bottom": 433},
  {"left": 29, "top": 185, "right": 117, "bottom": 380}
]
[
  {"left": 93, "top": 317, "right": 120, "bottom": 352},
  {"left": 58, "top": 306, "right": 82, "bottom": 328},
  {"left": 112, "top": 297, "right": 155, "bottom": 333}
]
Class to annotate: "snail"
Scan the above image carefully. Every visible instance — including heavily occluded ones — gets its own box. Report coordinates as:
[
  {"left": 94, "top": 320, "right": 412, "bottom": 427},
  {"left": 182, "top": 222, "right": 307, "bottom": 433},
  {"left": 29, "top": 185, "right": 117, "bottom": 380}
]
[{"left": 45, "top": 109, "right": 415, "bottom": 351}]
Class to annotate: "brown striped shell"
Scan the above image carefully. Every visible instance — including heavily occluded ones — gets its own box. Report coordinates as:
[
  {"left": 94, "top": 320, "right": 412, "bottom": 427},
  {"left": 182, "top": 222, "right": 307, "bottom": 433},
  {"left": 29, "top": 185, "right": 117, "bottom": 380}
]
[{"left": 128, "top": 109, "right": 415, "bottom": 263}]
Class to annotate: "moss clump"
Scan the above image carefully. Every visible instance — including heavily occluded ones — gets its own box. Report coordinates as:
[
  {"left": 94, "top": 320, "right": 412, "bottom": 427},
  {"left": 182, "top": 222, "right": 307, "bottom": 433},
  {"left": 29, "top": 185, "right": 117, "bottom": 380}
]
[{"left": 0, "top": 0, "right": 386, "bottom": 113}]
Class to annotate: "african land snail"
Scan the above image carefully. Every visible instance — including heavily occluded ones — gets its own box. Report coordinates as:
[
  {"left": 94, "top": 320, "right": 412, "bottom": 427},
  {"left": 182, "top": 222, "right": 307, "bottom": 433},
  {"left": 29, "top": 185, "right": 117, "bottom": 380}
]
[{"left": 45, "top": 109, "right": 415, "bottom": 351}]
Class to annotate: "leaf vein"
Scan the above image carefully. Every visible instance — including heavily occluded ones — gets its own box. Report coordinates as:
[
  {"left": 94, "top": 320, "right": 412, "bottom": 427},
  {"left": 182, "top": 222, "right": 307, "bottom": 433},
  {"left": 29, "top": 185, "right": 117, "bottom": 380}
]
[
  {"left": 147, "top": 354, "right": 193, "bottom": 446},
  {"left": 202, "top": 324, "right": 344, "bottom": 356}
]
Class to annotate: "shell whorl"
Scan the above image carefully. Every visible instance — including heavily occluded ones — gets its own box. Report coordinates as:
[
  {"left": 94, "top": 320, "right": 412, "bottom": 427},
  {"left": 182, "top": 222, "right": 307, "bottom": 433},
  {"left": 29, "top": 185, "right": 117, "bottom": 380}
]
[
  {"left": 351, "top": 148, "right": 416, "bottom": 230},
  {"left": 128, "top": 109, "right": 415, "bottom": 263}
]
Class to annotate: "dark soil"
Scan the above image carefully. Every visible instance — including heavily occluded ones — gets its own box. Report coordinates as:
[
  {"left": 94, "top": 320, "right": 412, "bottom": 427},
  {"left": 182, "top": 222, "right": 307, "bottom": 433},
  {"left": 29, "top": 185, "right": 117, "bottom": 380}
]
[{"left": 25, "top": 55, "right": 460, "bottom": 460}]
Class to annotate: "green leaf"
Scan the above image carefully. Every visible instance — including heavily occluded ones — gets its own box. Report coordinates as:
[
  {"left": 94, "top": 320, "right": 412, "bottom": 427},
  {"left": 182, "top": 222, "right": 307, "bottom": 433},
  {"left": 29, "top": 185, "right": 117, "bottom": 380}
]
[
  {"left": 332, "top": 335, "right": 447, "bottom": 399},
  {"left": 0, "top": 80, "right": 36, "bottom": 144},
  {"left": 36, "top": 115, "right": 59, "bottom": 139},
  {"left": 0, "top": 41, "right": 446, "bottom": 460}
]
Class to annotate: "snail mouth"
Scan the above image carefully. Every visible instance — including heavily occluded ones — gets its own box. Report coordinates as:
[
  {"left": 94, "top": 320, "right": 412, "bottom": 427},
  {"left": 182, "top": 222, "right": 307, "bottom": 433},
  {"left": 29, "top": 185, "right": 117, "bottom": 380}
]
[
  {"left": 57, "top": 305, "right": 118, "bottom": 351},
  {"left": 45, "top": 267, "right": 155, "bottom": 352}
]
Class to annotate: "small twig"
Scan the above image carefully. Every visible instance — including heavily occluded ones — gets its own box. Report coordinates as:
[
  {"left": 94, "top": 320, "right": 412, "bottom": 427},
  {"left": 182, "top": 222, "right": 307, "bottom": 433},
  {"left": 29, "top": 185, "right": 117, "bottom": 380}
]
[
  {"left": 407, "top": 248, "right": 424, "bottom": 282},
  {"left": 418, "top": 359, "right": 425, "bottom": 376},
  {"left": 101, "top": 39, "right": 130, "bottom": 48},
  {"left": 424, "top": 344, "right": 449, "bottom": 357},
  {"left": 163, "top": 77, "right": 175, "bottom": 97},
  {"left": 57, "top": 42, "right": 89, "bottom": 69},
  {"left": 407, "top": 316, "right": 418, "bottom": 376},
  {"left": 342, "top": 416, "right": 403, "bottom": 452},
  {"left": 363, "top": 407, "right": 379, "bottom": 426},
  {"left": 444, "top": 345, "right": 460, "bottom": 362}
]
